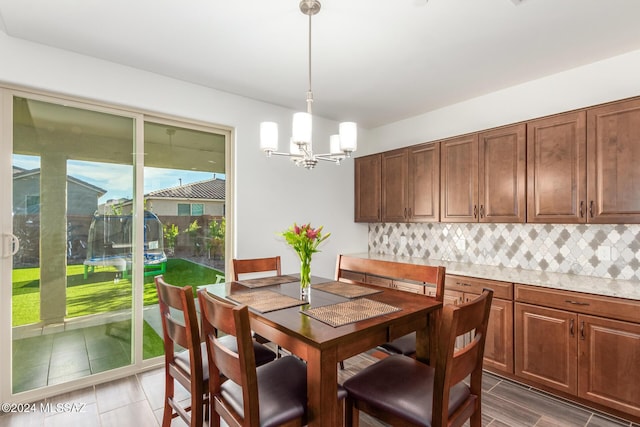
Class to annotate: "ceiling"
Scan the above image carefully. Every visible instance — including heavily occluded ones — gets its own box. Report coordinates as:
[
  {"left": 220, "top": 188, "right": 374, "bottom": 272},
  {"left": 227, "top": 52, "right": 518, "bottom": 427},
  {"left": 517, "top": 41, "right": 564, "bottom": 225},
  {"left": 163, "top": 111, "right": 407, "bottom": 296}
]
[{"left": 1, "top": 0, "right": 640, "bottom": 128}]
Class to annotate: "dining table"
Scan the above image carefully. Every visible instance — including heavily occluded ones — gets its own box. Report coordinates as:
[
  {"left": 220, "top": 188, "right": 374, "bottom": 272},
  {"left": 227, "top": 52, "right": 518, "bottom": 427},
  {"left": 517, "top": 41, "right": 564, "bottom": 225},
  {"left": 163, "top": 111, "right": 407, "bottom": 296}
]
[{"left": 199, "top": 274, "right": 442, "bottom": 427}]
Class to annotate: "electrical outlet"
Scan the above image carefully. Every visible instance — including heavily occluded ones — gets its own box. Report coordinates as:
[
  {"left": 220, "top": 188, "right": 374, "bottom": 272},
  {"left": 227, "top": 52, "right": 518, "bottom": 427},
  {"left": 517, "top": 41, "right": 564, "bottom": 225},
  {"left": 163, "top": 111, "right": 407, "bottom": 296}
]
[
  {"left": 456, "top": 239, "right": 466, "bottom": 251},
  {"left": 383, "top": 235, "right": 389, "bottom": 244},
  {"left": 400, "top": 236, "right": 407, "bottom": 246}
]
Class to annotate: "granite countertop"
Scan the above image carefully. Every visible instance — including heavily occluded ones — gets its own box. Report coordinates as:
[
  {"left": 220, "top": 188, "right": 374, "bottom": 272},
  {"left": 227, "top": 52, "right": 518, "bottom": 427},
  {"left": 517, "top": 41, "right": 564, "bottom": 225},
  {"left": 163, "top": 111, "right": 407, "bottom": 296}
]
[{"left": 347, "top": 253, "right": 640, "bottom": 302}]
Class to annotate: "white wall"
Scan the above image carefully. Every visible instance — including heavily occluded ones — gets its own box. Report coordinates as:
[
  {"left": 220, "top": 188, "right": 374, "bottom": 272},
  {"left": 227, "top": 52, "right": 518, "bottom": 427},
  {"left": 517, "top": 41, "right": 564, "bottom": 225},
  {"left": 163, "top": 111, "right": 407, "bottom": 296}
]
[
  {"left": 0, "top": 32, "right": 368, "bottom": 278},
  {"left": 365, "top": 49, "right": 640, "bottom": 154}
]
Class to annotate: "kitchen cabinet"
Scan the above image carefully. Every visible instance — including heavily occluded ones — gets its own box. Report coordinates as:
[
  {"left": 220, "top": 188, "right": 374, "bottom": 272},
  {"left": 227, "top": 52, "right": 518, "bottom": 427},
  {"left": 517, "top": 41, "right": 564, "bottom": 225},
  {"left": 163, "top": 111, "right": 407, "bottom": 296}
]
[
  {"left": 528, "top": 98, "right": 640, "bottom": 224},
  {"left": 444, "top": 274, "right": 514, "bottom": 375},
  {"left": 587, "top": 97, "right": 640, "bottom": 223},
  {"left": 441, "top": 124, "right": 525, "bottom": 223},
  {"left": 527, "top": 111, "right": 587, "bottom": 223},
  {"left": 381, "top": 149, "right": 408, "bottom": 222},
  {"left": 354, "top": 154, "right": 381, "bottom": 222},
  {"left": 515, "top": 285, "right": 640, "bottom": 418},
  {"left": 381, "top": 143, "right": 440, "bottom": 223}
]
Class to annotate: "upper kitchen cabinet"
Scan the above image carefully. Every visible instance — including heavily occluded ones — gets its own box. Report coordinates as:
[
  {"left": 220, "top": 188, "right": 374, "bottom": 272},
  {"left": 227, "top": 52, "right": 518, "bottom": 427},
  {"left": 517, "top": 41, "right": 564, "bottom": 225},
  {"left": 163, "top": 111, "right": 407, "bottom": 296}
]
[
  {"left": 441, "top": 134, "right": 478, "bottom": 222},
  {"left": 527, "top": 111, "right": 587, "bottom": 223},
  {"left": 381, "top": 143, "right": 440, "bottom": 223},
  {"left": 441, "top": 124, "right": 525, "bottom": 223},
  {"left": 587, "top": 98, "right": 640, "bottom": 223},
  {"left": 354, "top": 154, "right": 381, "bottom": 222},
  {"left": 478, "top": 124, "right": 526, "bottom": 222}
]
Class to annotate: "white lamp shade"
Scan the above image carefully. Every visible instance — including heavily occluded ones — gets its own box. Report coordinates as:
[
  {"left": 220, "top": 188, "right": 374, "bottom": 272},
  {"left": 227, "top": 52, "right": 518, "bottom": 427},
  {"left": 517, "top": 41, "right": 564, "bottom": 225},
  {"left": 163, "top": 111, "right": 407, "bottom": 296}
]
[
  {"left": 330, "top": 134, "right": 342, "bottom": 155},
  {"left": 339, "top": 122, "right": 357, "bottom": 152},
  {"left": 292, "top": 112, "right": 312, "bottom": 144},
  {"left": 260, "top": 122, "right": 278, "bottom": 151}
]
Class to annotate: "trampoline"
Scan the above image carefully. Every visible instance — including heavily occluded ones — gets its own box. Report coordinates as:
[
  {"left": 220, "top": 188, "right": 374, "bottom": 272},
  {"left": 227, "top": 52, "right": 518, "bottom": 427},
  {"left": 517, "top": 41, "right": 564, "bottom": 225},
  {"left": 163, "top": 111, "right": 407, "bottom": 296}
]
[{"left": 83, "top": 210, "right": 167, "bottom": 279}]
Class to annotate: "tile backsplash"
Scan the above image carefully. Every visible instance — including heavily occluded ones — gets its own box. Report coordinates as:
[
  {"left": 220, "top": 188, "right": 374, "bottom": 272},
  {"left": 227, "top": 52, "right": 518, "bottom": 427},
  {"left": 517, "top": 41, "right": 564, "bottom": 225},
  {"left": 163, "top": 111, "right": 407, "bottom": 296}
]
[{"left": 369, "top": 223, "right": 640, "bottom": 281}]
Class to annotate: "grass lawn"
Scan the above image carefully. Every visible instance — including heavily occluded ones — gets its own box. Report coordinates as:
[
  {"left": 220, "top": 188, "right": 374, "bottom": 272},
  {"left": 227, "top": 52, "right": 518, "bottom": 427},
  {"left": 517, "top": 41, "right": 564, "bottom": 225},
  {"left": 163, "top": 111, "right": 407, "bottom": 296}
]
[{"left": 11, "top": 258, "right": 223, "bottom": 326}]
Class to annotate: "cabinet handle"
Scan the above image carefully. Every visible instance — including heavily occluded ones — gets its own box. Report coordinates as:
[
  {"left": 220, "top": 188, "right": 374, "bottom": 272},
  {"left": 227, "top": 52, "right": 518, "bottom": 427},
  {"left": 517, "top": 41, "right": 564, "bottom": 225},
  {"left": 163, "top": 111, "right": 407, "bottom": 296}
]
[
  {"left": 569, "top": 318, "right": 575, "bottom": 337},
  {"left": 473, "top": 205, "right": 478, "bottom": 218},
  {"left": 564, "top": 300, "right": 590, "bottom": 306},
  {"left": 480, "top": 205, "right": 485, "bottom": 218},
  {"left": 408, "top": 207, "right": 412, "bottom": 218},
  {"left": 589, "top": 200, "right": 594, "bottom": 218},
  {"left": 456, "top": 282, "right": 472, "bottom": 287},
  {"left": 580, "top": 321, "right": 586, "bottom": 340},
  {"left": 579, "top": 201, "right": 584, "bottom": 218}
]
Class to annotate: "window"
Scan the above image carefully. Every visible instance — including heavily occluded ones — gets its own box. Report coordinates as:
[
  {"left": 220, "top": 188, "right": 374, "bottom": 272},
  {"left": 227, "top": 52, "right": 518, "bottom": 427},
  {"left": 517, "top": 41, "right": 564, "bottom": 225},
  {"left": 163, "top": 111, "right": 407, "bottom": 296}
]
[
  {"left": 191, "top": 204, "right": 204, "bottom": 215},
  {"left": 178, "top": 203, "right": 204, "bottom": 216},
  {"left": 178, "top": 203, "right": 190, "bottom": 216},
  {"left": 26, "top": 195, "right": 40, "bottom": 214}
]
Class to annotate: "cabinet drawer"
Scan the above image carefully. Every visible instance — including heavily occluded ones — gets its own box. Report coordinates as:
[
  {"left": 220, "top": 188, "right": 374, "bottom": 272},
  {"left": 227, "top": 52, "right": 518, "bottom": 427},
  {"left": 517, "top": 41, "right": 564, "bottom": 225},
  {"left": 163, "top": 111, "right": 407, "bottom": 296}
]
[
  {"left": 340, "top": 270, "right": 366, "bottom": 283},
  {"left": 515, "top": 284, "right": 640, "bottom": 324},
  {"left": 365, "top": 274, "right": 393, "bottom": 288},
  {"left": 393, "top": 280, "right": 425, "bottom": 294},
  {"left": 445, "top": 274, "right": 513, "bottom": 300}
]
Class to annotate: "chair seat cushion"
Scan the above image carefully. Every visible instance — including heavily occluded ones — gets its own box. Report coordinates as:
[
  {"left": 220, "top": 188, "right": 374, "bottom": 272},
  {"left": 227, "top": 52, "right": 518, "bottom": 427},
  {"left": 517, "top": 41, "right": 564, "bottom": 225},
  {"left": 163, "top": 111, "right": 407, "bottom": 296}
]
[
  {"left": 218, "top": 334, "right": 277, "bottom": 367},
  {"left": 343, "top": 355, "right": 470, "bottom": 427},
  {"left": 174, "top": 342, "right": 210, "bottom": 381},
  {"left": 220, "top": 355, "right": 307, "bottom": 427},
  {"left": 379, "top": 331, "right": 416, "bottom": 355}
]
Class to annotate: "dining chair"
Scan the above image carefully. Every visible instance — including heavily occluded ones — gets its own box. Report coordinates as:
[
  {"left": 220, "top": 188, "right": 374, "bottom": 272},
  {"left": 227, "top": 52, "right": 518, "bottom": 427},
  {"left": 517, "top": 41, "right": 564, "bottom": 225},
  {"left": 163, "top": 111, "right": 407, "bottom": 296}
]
[
  {"left": 378, "top": 264, "right": 446, "bottom": 362},
  {"left": 155, "top": 276, "right": 276, "bottom": 427},
  {"left": 197, "top": 288, "right": 308, "bottom": 427},
  {"left": 155, "top": 275, "right": 209, "bottom": 427},
  {"left": 232, "top": 256, "right": 282, "bottom": 355},
  {"left": 232, "top": 256, "right": 281, "bottom": 280},
  {"left": 343, "top": 288, "right": 494, "bottom": 427}
]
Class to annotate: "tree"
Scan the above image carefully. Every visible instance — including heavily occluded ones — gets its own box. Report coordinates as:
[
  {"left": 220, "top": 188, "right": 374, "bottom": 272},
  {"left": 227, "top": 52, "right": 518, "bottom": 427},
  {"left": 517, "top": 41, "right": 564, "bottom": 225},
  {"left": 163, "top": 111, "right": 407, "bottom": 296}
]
[
  {"left": 184, "top": 220, "right": 202, "bottom": 256},
  {"left": 163, "top": 223, "right": 179, "bottom": 256},
  {"left": 208, "top": 217, "right": 225, "bottom": 259}
]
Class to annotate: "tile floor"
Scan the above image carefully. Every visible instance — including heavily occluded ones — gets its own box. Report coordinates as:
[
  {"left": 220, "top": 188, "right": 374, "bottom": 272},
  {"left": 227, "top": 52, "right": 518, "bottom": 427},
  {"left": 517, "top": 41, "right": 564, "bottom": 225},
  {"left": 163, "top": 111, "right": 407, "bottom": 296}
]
[{"left": 1, "top": 350, "right": 639, "bottom": 427}]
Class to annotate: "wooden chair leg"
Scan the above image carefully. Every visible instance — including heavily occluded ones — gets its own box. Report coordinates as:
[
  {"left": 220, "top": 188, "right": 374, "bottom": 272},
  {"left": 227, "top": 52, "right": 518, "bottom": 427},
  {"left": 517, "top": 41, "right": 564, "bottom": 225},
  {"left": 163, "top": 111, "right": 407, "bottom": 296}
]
[
  {"left": 345, "top": 397, "right": 359, "bottom": 427},
  {"left": 162, "top": 378, "right": 174, "bottom": 427}
]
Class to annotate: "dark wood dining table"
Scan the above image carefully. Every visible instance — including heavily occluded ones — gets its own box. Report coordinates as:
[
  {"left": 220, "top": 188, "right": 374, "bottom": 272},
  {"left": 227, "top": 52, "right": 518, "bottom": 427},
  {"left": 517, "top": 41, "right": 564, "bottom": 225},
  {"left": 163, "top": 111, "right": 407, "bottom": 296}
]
[{"left": 200, "top": 275, "right": 442, "bottom": 427}]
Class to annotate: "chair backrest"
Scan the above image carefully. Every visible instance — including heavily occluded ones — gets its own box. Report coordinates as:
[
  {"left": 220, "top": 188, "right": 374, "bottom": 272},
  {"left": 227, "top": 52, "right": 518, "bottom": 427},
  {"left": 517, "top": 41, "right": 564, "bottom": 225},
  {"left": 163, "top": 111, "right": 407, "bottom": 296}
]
[
  {"left": 197, "top": 288, "right": 260, "bottom": 425},
  {"left": 432, "top": 288, "right": 494, "bottom": 427},
  {"left": 154, "top": 275, "right": 205, "bottom": 425},
  {"left": 232, "top": 256, "right": 281, "bottom": 281},
  {"left": 335, "top": 255, "right": 445, "bottom": 300}
]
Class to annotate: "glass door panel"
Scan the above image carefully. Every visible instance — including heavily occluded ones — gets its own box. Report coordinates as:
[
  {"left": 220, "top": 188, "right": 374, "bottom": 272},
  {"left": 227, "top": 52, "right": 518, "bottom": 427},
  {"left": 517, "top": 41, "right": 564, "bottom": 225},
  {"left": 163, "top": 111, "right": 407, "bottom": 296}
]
[
  {"left": 11, "top": 96, "right": 135, "bottom": 393},
  {"left": 141, "top": 120, "right": 226, "bottom": 359}
]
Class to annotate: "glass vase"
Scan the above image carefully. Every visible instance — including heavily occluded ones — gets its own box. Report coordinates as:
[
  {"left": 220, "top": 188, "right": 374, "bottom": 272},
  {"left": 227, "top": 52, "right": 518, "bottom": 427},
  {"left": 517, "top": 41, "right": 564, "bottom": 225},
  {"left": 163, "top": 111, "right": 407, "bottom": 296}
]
[{"left": 300, "top": 255, "right": 311, "bottom": 300}]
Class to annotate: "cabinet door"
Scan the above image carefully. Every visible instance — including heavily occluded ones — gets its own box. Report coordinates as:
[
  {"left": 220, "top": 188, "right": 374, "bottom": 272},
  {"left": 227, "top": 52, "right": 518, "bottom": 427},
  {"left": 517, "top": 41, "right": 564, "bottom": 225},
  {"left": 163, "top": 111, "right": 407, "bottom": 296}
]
[
  {"left": 382, "top": 149, "right": 408, "bottom": 222},
  {"left": 515, "top": 303, "right": 577, "bottom": 395},
  {"left": 527, "top": 111, "right": 587, "bottom": 223},
  {"left": 578, "top": 314, "right": 640, "bottom": 418},
  {"left": 483, "top": 298, "right": 514, "bottom": 374},
  {"left": 587, "top": 98, "right": 640, "bottom": 223},
  {"left": 408, "top": 142, "right": 440, "bottom": 222},
  {"left": 478, "top": 124, "right": 526, "bottom": 223},
  {"left": 441, "top": 134, "right": 479, "bottom": 222},
  {"left": 354, "top": 154, "right": 381, "bottom": 222}
]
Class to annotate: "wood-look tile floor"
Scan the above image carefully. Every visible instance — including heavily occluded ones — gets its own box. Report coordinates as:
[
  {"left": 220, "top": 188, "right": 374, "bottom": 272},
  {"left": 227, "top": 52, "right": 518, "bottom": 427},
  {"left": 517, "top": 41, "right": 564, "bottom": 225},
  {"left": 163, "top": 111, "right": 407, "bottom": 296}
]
[{"left": 1, "top": 351, "right": 638, "bottom": 427}]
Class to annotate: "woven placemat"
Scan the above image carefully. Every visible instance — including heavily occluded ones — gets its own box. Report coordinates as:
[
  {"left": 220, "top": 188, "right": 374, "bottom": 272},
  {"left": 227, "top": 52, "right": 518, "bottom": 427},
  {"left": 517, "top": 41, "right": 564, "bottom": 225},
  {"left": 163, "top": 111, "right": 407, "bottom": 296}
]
[
  {"left": 236, "top": 275, "right": 298, "bottom": 288},
  {"left": 302, "top": 298, "right": 401, "bottom": 327},
  {"left": 311, "top": 281, "right": 382, "bottom": 299},
  {"left": 228, "top": 289, "right": 306, "bottom": 313}
]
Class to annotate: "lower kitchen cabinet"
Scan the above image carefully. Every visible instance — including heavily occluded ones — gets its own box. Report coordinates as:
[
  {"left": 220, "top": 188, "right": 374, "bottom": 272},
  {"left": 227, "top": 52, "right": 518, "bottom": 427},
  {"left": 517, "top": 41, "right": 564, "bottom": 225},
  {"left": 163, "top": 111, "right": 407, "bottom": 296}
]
[
  {"left": 515, "top": 285, "right": 640, "bottom": 419},
  {"left": 444, "top": 274, "right": 514, "bottom": 375}
]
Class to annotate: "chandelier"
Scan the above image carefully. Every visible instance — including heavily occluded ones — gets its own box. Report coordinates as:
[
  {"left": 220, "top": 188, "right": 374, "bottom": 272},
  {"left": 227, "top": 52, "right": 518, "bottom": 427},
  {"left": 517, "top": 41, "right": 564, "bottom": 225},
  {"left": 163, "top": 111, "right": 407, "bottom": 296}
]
[{"left": 259, "top": 0, "right": 357, "bottom": 170}]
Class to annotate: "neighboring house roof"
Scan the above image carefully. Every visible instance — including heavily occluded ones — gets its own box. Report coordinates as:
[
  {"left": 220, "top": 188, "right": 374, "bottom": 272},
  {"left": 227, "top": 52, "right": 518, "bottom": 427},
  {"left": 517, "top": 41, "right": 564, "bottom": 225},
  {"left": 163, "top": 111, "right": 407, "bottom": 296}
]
[
  {"left": 146, "top": 177, "right": 225, "bottom": 201},
  {"left": 12, "top": 168, "right": 107, "bottom": 197}
]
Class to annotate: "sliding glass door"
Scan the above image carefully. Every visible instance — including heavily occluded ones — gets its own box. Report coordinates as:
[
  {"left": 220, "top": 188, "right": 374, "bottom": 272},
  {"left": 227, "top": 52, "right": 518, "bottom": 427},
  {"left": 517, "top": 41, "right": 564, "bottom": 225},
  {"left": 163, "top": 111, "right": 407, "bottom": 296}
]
[
  {"left": 5, "top": 93, "right": 138, "bottom": 397},
  {"left": 0, "top": 89, "right": 230, "bottom": 402}
]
